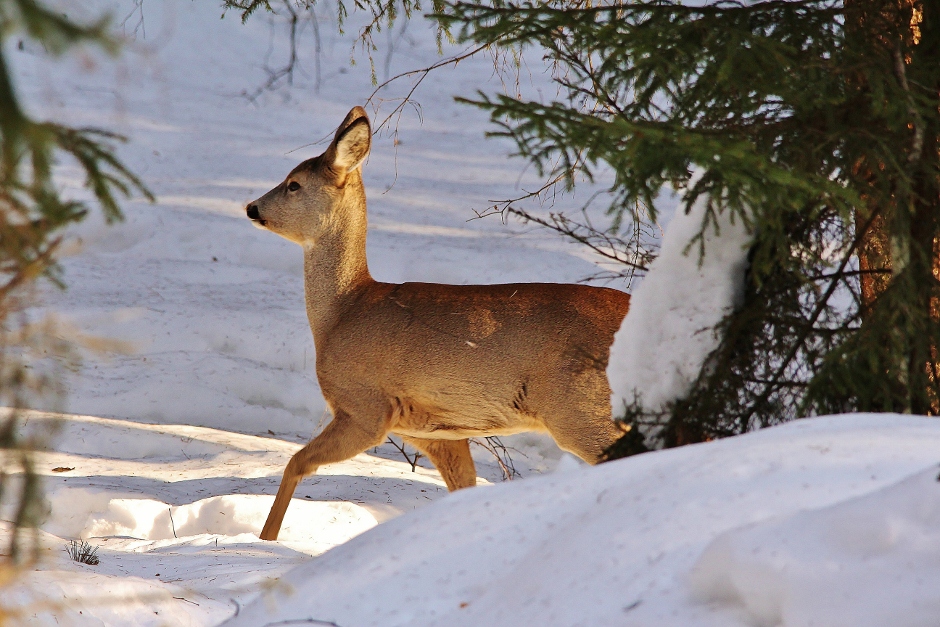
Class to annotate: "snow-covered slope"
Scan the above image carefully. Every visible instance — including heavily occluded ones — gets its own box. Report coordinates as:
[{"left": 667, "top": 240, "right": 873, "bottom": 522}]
[
  {"left": 227, "top": 414, "right": 940, "bottom": 627},
  {"left": 3, "top": 408, "right": 456, "bottom": 624},
  {"left": 692, "top": 465, "right": 940, "bottom": 627}
]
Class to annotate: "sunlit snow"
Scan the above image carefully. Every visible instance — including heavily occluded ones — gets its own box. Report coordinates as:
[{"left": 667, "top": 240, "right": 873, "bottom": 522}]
[{"left": 3, "top": 2, "right": 937, "bottom": 626}]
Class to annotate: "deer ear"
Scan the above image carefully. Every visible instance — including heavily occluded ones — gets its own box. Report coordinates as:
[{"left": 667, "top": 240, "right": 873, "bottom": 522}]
[
  {"left": 334, "top": 106, "right": 369, "bottom": 142},
  {"left": 333, "top": 117, "right": 371, "bottom": 173}
]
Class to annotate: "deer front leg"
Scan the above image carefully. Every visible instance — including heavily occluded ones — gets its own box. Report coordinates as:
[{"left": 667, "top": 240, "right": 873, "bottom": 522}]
[{"left": 260, "top": 410, "right": 387, "bottom": 541}]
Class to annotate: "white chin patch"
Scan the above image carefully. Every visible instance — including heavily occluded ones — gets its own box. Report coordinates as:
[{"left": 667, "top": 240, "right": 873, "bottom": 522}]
[{"left": 250, "top": 220, "right": 268, "bottom": 230}]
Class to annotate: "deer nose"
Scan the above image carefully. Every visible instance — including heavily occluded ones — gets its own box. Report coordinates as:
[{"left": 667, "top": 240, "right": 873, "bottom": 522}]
[{"left": 246, "top": 204, "right": 260, "bottom": 221}]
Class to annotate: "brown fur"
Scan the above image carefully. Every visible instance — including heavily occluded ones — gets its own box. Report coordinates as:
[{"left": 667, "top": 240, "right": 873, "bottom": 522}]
[{"left": 246, "top": 107, "right": 630, "bottom": 540}]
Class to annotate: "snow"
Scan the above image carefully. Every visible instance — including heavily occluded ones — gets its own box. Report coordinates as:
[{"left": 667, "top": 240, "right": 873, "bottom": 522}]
[
  {"left": 225, "top": 414, "right": 940, "bottom": 627},
  {"left": 608, "top": 194, "right": 751, "bottom": 414},
  {"left": 691, "top": 465, "right": 940, "bottom": 627},
  {"left": 3, "top": 408, "right": 456, "bottom": 623},
  {"left": 4, "top": 1, "right": 937, "bottom": 626}
]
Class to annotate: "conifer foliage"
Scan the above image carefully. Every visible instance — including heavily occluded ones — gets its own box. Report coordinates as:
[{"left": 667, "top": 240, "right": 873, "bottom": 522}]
[
  {"left": 0, "top": 1, "right": 149, "bottom": 564},
  {"left": 433, "top": 0, "right": 940, "bottom": 452}
]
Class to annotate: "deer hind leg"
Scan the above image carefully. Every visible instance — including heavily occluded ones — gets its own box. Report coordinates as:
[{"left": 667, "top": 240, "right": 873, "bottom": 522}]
[
  {"left": 539, "top": 378, "right": 625, "bottom": 465},
  {"left": 399, "top": 436, "right": 477, "bottom": 491},
  {"left": 260, "top": 409, "right": 387, "bottom": 541},
  {"left": 545, "top": 415, "right": 624, "bottom": 465}
]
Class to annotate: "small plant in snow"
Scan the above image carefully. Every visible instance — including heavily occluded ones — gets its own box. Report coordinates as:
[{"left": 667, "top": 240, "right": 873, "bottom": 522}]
[{"left": 65, "top": 540, "right": 99, "bottom": 566}]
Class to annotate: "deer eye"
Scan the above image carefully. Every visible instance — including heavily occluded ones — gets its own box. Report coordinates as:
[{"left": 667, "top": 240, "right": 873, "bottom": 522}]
[{"left": 287, "top": 181, "right": 301, "bottom": 192}]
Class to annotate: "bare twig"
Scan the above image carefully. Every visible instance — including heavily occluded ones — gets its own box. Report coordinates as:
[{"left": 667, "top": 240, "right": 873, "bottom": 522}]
[
  {"left": 364, "top": 43, "right": 490, "bottom": 136},
  {"left": 310, "top": 4, "right": 322, "bottom": 93},
  {"left": 168, "top": 507, "right": 177, "bottom": 539},
  {"left": 385, "top": 436, "right": 422, "bottom": 471},
  {"left": 120, "top": 0, "right": 146, "bottom": 39},
  {"left": 382, "top": 17, "right": 411, "bottom": 83},
  {"left": 472, "top": 175, "right": 654, "bottom": 281},
  {"left": 471, "top": 436, "right": 524, "bottom": 481},
  {"left": 243, "top": 0, "right": 301, "bottom": 102}
]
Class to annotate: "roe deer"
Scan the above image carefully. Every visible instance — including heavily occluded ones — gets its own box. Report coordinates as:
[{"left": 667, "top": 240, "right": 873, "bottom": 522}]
[{"left": 246, "top": 106, "right": 631, "bottom": 541}]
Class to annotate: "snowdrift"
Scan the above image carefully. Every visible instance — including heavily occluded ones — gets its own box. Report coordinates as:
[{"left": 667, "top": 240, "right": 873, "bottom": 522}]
[{"left": 227, "top": 414, "right": 940, "bottom": 627}]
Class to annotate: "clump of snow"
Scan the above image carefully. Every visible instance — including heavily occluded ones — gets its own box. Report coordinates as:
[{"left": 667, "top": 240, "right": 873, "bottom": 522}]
[
  {"left": 608, "top": 197, "right": 751, "bottom": 414},
  {"left": 691, "top": 465, "right": 940, "bottom": 627},
  {"left": 49, "top": 492, "right": 375, "bottom": 548},
  {"left": 225, "top": 414, "right": 940, "bottom": 627}
]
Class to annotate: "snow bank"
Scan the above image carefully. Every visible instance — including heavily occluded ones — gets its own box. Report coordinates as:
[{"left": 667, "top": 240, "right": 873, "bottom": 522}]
[
  {"left": 691, "top": 465, "right": 940, "bottom": 627},
  {"left": 225, "top": 414, "right": 940, "bottom": 627},
  {"left": 608, "top": 198, "right": 751, "bottom": 414}
]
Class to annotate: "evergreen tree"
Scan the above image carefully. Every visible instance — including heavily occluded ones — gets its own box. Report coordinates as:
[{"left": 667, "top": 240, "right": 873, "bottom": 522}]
[
  {"left": 432, "top": 0, "right": 938, "bottom": 452},
  {"left": 0, "top": 1, "right": 149, "bottom": 565}
]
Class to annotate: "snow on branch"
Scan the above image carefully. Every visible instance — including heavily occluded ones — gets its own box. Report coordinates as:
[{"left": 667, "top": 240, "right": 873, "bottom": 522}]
[{"left": 608, "top": 197, "right": 752, "bottom": 418}]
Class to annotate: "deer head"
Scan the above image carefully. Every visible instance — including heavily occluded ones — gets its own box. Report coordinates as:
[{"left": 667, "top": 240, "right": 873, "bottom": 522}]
[{"left": 246, "top": 107, "right": 371, "bottom": 246}]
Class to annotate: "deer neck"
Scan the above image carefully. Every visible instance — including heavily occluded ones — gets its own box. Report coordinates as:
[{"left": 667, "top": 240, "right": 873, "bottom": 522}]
[{"left": 302, "top": 182, "right": 373, "bottom": 344}]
